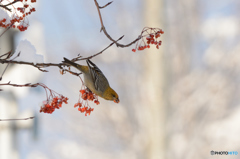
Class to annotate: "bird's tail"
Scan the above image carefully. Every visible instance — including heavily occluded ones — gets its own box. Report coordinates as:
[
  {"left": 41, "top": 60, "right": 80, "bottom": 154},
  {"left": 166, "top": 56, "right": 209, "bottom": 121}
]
[
  {"left": 62, "top": 57, "right": 79, "bottom": 68},
  {"left": 63, "top": 57, "right": 89, "bottom": 73}
]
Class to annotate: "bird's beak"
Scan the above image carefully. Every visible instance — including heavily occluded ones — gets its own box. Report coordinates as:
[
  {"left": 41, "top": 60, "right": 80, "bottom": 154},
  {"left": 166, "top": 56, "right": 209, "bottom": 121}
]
[{"left": 114, "top": 98, "right": 120, "bottom": 103}]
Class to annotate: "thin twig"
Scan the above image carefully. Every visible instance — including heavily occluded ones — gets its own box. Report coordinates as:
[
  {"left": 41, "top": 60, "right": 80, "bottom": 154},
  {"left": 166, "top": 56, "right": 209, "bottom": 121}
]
[
  {"left": 0, "top": 0, "right": 21, "bottom": 11},
  {"left": 99, "top": 1, "right": 113, "bottom": 9},
  {"left": 0, "top": 82, "right": 39, "bottom": 87},
  {"left": 94, "top": 0, "right": 105, "bottom": 32},
  {"left": 0, "top": 23, "right": 13, "bottom": 37},
  {"left": 62, "top": 69, "right": 82, "bottom": 77},
  {"left": 0, "top": 50, "right": 12, "bottom": 59},
  {"left": 81, "top": 35, "right": 124, "bottom": 60},
  {"left": 0, "top": 29, "right": 123, "bottom": 80},
  {"left": 0, "top": 59, "right": 63, "bottom": 71},
  {"left": 3, "top": 0, "right": 21, "bottom": 7},
  {"left": 0, "top": 34, "right": 123, "bottom": 70},
  {"left": 70, "top": 55, "right": 82, "bottom": 62},
  {"left": 94, "top": 0, "right": 141, "bottom": 47},
  {"left": 0, "top": 116, "right": 34, "bottom": 121},
  {"left": 0, "top": 52, "right": 20, "bottom": 81},
  {"left": 0, "top": 4, "right": 11, "bottom": 11},
  {"left": 0, "top": 61, "right": 9, "bottom": 81}
]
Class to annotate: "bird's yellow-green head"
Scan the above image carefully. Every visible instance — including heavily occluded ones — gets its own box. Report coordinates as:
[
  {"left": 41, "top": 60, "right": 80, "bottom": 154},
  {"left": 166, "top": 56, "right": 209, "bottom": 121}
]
[
  {"left": 103, "top": 87, "right": 120, "bottom": 103},
  {"left": 112, "top": 90, "right": 120, "bottom": 103}
]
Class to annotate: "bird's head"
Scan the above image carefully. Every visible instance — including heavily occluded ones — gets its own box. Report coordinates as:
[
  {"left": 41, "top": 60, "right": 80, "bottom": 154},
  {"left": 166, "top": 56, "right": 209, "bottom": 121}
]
[
  {"left": 103, "top": 87, "right": 120, "bottom": 103},
  {"left": 112, "top": 92, "right": 120, "bottom": 103}
]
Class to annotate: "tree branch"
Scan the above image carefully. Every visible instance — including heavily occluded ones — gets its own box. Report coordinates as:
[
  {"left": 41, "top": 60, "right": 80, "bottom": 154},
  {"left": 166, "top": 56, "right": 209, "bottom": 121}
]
[
  {"left": 0, "top": 34, "right": 123, "bottom": 74},
  {"left": 0, "top": 24, "right": 13, "bottom": 38},
  {"left": 0, "top": 82, "right": 39, "bottom": 88},
  {"left": 0, "top": 0, "right": 21, "bottom": 12},
  {"left": 99, "top": 1, "right": 113, "bottom": 9},
  {"left": 94, "top": 0, "right": 141, "bottom": 48},
  {"left": 0, "top": 59, "right": 64, "bottom": 71},
  {"left": 80, "top": 35, "right": 124, "bottom": 60},
  {"left": 0, "top": 116, "right": 34, "bottom": 121}
]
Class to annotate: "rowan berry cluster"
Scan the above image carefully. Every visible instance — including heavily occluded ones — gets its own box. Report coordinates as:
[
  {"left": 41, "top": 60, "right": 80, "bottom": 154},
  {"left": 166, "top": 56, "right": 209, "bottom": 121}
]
[
  {"left": 132, "top": 27, "right": 164, "bottom": 52},
  {"left": 74, "top": 87, "right": 100, "bottom": 116},
  {"left": 38, "top": 83, "right": 68, "bottom": 114},
  {"left": 0, "top": 0, "right": 37, "bottom": 31},
  {"left": 40, "top": 96, "right": 68, "bottom": 114}
]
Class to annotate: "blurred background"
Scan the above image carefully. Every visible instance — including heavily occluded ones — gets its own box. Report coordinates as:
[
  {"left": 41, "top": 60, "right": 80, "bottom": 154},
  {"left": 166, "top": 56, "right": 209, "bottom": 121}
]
[{"left": 1, "top": 0, "right": 240, "bottom": 159}]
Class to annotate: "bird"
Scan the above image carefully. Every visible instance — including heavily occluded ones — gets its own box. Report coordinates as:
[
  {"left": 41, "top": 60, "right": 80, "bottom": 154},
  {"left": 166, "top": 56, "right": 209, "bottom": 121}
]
[{"left": 62, "top": 57, "right": 119, "bottom": 103}]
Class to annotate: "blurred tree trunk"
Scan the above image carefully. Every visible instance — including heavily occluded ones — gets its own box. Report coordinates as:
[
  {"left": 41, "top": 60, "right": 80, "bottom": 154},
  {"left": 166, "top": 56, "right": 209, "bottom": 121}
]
[
  {"left": 0, "top": 30, "right": 18, "bottom": 159},
  {"left": 143, "top": 0, "right": 166, "bottom": 159}
]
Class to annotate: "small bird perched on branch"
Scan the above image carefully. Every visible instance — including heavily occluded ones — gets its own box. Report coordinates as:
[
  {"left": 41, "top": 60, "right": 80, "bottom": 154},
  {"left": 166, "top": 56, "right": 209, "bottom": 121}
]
[{"left": 63, "top": 57, "right": 119, "bottom": 103}]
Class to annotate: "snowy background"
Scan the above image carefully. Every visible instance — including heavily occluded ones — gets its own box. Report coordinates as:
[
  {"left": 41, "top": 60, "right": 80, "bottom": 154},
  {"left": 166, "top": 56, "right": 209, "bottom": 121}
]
[{"left": 1, "top": 0, "right": 240, "bottom": 159}]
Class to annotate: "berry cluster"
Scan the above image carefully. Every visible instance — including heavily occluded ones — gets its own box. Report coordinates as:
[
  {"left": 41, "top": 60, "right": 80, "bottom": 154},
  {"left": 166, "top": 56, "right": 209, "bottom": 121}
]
[
  {"left": 40, "top": 96, "right": 68, "bottom": 114},
  {"left": 0, "top": 0, "right": 37, "bottom": 31},
  {"left": 74, "top": 88, "right": 100, "bottom": 116},
  {"left": 0, "top": 18, "right": 7, "bottom": 26},
  {"left": 80, "top": 89, "right": 100, "bottom": 104},
  {"left": 132, "top": 27, "right": 164, "bottom": 52},
  {"left": 38, "top": 83, "right": 68, "bottom": 114}
]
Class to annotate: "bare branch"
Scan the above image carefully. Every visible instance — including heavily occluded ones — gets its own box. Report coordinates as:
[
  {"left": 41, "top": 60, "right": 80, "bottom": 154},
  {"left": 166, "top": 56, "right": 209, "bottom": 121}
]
[
  {"left": 0, "top": 33, "right": 123, "bottom": 71},
  {"left": 37, "top": 67, "right": 48, "bottom": 72},
  {"left": 99, "top": 1, "right": 113, "bottom": 9},
  {"left": 64, "top": 69, "right": 82, "bottom": 76},
  {"left": 94, "top": 0, "right": 141, "bottom": 48},
  {"left": 0, "top": 50, "right": 12, "bottom": 59},
  {"left": 81, "top": 35, "right": 124, "bottom": 60},
  {"left": 0, "top": 62, "right": 9, "bottom": 81},
  {"left": 0, "top": 31, "right": 124, "bottom": 81},
  {"left": 0, "top": 82, "right": 39, "bottom": 88},
  {"left": 0, "top": 59, "right": 63, "bottom": 69},
  {"left": 3, "top": 0, "right": 21, "bottom": 7},
  {"left": 0, "top": 116, "right": 34, "bottom": 121},
  {"left": 0, "top": 4, "right": 11, "bottom": 11},
  {"left": 70, "top": 55, "right": 82, "bottom": 62},
  {"left": 0, "top": 23, "right": 13, "bottom": 37},
  {"left": 0, "top": 51, "right": 20, "bottom": 81},
  {"left": 0, "top": 0, "right": 21, "bottom": 11}
]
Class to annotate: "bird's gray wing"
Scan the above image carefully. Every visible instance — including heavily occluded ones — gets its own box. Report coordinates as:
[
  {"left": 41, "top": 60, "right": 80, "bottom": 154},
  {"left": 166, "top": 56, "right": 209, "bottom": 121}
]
[{"left": 86, "top": 59, "right": 109, "bottom": 92}]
